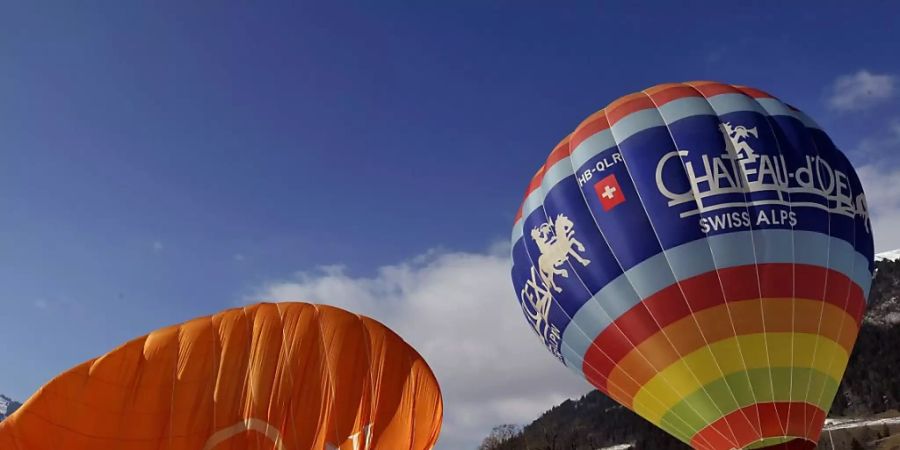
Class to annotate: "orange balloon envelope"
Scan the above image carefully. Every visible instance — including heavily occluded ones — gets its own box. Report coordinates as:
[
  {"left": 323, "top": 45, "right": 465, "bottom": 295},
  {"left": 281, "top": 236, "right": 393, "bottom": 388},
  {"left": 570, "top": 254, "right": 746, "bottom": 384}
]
[{"left": 0, "top": 303, "right": 443, "bottom": 450}]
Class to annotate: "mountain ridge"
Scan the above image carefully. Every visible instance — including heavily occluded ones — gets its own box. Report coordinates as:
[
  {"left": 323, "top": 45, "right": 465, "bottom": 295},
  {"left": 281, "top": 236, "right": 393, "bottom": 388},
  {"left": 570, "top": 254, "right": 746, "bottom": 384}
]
[{"left": 0, "top": 394, "right": 21, "bottom": 422}]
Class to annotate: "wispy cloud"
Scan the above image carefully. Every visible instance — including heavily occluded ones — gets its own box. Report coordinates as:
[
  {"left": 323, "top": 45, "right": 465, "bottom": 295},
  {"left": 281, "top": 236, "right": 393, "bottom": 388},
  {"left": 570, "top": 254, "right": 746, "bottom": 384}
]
[
  {"left": 251, "top": 245, "right": 590, "bottom": 450},
  {"left": 858, "top": 163, "right": 900, "bottom": 252},
  {"left": 152, "top": 241, "right": 164, "bottom": 253},
  {"left": 856, "top": 118, "right": 900, "bottom": 162},
  {"left": 31, "top": 297, "right": 83, "bottom": 314},
  {"left": 853, "top": 119, "right": 900, "bottom": 252},
  {"left": 827, "top": 70, "right": 896, "bottom": 112},
  {"left": 705, "top": 47, "right": 724, "bottom": 64}
]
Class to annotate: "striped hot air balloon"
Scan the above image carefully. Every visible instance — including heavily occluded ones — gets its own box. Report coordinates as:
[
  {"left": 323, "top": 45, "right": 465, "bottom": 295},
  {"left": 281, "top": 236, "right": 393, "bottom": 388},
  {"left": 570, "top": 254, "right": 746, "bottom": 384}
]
[{"left": 511, "top": 82, "right": 873, "bottom": 450}]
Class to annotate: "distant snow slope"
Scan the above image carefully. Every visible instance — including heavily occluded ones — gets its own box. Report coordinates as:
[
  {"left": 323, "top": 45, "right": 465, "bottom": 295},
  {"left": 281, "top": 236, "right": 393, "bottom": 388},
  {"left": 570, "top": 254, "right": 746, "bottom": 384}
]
[
  {"left": 876, "top": 249, "right": 900, "bottom": 261},
  {"left": 0, "top": 394, "right": 22, "bottom": 421},
  {"left": 824, "top": 415, "right": 900, "bottom": 431}
]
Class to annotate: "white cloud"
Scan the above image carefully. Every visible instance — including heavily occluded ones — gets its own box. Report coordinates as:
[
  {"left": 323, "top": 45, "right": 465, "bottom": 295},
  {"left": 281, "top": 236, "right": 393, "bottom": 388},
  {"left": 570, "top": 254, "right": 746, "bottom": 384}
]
[
  {"left": 857, "top": 163, "right": 900, "bottom": 253},
  {"left": 852, "top": 119, "right": 900, "bottom": 253},
  {"left": 856, "top": 119, "right": 900, "bottom": 162},
  {"left": 33, "top": 299, "right": 49, "bottom": 310},
  {"left": 827, "top": 70, "right": 896, "bottom": 112},
  {"left": 252, "top": 245, "right": 591, "bottom": 450},
  {"left": 152, "top": 240, "right": 164, "bottom": 253}
]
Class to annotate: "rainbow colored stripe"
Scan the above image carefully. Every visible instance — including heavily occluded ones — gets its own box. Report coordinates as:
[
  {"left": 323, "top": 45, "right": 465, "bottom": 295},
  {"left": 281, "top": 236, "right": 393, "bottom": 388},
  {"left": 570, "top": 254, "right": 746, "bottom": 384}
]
[{"left": 510, "top": 82, "right": 873, "bottom": 449}]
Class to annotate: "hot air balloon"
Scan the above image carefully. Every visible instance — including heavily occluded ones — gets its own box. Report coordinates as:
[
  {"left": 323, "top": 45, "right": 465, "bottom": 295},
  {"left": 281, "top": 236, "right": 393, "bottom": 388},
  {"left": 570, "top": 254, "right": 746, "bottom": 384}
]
[
  {"left": 0, "top": 302, "right": 443, "bottom": 450},
  {"left": 511, "top": 82, "right": 873, "bottom": 450}
]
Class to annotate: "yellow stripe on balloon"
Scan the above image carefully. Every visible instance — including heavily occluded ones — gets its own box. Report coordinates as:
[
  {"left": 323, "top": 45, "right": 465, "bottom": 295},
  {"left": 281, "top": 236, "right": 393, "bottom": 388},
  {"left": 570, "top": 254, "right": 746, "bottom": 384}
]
[
  {"left": 633, "top": 332, "right": 848, "bottom": 423},
  {"left": 607, "top": 298, "right": 858, "bottom": 407}
]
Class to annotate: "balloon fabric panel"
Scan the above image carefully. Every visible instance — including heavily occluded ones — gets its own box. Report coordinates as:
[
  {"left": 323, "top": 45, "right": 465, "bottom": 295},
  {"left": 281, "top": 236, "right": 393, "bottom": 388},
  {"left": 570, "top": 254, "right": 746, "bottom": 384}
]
[{"left": 0, "top": 303, "right": 443, "bottom": 450}]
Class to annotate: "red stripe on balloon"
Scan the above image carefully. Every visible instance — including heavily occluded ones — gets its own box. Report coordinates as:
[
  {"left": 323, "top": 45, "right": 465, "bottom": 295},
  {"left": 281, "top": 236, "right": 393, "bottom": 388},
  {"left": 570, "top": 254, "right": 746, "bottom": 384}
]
[
  {"left": 756, "top": 438, "right": 817, "bottom": 450},
  {"left": 687, "top": 80, "right": 776, "bottom": 99},
  {"left": 605, "top": 93, "right": 657, "bottom": 125},
  {"left": 644, "top": 84, "right": 705, "bottom": 107},
  {"left": 690, "top": 402, "right": 824, "bottom": 450},
  {"left": 687, "top": 81, "right": 746, "bottom": 98},
  {"left": 545, "top": 135, "right": 572, "bottom": 169},
  {"left": 570, "top": 110, "right": 610, "bottom": 153},
  {"left": 569, "top": 83, "right": 703, "bottom": 153},
  {"left": 525, "top": 166, "right": 545, "bottom": 199},
  {"left": 734, "top": 85, "right": 778, "bottom": 99},
  {"left": 567, "top": 82, "right": 777, "bottom": 174},
  {"left": 581, "top": 264, "right": 865, "bottom": 384}
]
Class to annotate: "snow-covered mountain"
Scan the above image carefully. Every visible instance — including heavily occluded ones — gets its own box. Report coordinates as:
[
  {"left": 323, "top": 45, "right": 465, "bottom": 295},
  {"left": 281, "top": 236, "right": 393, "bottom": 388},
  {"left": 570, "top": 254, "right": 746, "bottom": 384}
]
[
  {"left": 876, "top": 248, "right": 900, "bottom": 261},
  {"left": 867, "top": 255, "right": 900, "bottom": 327},
  {"left": 0, "top": 394, "right": 22, "bottom": 421}
]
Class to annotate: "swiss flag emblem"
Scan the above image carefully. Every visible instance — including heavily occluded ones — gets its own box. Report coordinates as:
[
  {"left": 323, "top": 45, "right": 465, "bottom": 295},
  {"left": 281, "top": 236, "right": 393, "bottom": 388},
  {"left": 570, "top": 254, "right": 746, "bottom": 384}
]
[{"left": 594, "top": 174, "right": 625, "bottom": 211}]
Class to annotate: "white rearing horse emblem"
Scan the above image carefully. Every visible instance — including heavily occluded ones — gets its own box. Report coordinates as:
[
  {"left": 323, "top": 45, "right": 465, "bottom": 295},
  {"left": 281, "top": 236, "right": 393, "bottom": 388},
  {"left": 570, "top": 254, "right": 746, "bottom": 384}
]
[
  {"left": 720, "top": 122, "right": 759, "bottom": 163},
  {"left": 530, "top": 214, "right": 591, "bottom": 293}
]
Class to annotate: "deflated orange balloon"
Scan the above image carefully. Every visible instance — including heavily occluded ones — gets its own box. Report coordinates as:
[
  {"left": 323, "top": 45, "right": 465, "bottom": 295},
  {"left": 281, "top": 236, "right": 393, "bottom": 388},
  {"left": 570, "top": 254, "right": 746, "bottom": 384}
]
[{"left": 0, "top": 303, "right": 443, "bottom": 450}]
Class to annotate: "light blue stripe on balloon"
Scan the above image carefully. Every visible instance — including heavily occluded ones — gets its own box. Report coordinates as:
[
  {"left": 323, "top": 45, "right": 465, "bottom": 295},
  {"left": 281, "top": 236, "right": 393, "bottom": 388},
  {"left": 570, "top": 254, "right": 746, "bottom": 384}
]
[
  {"left": 754, "top": 97, "right": 793, "bottom": 117},
  {"left": 790, "top": 108, "right": 823, "bottom": 130},
  {"left": 657, "top": 97, "right": 715, "bottom": 125},
  {"left": 753, "top": 229, "right": 796, "bottom": 264},
  {"left": 542, "top": 156, "right": 574, "bottom": 191},
  {"left": 666, "top": 234, "right": 734, "bottom": 280},
  {"left": 794, "top": 230, "right": 829, "bottom": 266},
  {"left": 561, "top": 338, "right": 603, "bottom": 380},
  {"left": 561, "top": 339, "right": 582, "bottom": 371},
  {"left": 626, "top": 252, "right": 677, "bottom": 299},
  {"left": 560, "top": 273, "right": 640, "bottom": 363},
  {"left": 707, "top": 231, "right": 758, "bottom": 267},
  {"left": 511, "top": 219, "right": 523, "bottom": 243},
  {"left": 570, "top": 128, "right": 615, "bottom": 171},
  {"left": 610, "top": 109, "right": 666, "bottom": 146},
  {"left": 664, "top": 239, "right": 718, "bottom": 281},
  {"left": 829, "top": 238, "right": 856, "bottom": 284},
  {"left": 855, "top": 253, "right": 874, "bottom": 299},
  {"left": 755, "top": 98, "right": 821, "bottom": 130},
  {"left": 706, "top": 93, "right": 767, "bottom": 116},
  {"left": 560, "top": 230, "right": 872, "bottom": 363},
  {"left": 521, "top": 186, "right": 545, "bottom": 222}
]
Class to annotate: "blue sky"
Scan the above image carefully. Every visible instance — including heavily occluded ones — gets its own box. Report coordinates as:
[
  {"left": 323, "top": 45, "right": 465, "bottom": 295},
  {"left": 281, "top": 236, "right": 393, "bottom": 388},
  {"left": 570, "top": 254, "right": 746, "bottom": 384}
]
[{"left": 2, "top": 2, "right": 900, "bottom": 448}]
